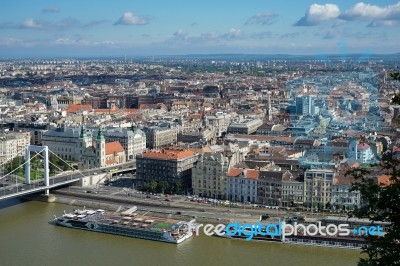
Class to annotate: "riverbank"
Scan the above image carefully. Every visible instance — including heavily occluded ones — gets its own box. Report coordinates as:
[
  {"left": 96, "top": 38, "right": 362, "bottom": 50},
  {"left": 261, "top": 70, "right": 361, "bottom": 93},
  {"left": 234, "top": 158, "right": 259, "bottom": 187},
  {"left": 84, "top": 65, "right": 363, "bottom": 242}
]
[{"left": 26, "top": 192, "right": 236, "bottom": 224}]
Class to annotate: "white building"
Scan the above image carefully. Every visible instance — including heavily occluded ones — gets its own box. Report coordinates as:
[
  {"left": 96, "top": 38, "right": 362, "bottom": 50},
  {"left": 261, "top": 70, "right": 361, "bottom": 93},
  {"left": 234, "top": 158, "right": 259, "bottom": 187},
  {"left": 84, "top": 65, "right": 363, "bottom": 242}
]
[
  {"left": 0, "top": 131, "right": 31, "bottom": 164},
  {"left": 347, "top": 140, "right": 374, "bottom": 163},
  {"left": 205, "top": 112, "right": 231, "bottom": 137},
  {"left": 104, "top": 124, "right": 146, "bottom": 160},
  {"left": 192, "top": 152, "right": 229, "bottom": 199},
  {"left": 227, "top": 168, "right": 259, "bottom": 203},
  {"left": 331, "top": 176, "right": 360, "bottom": 210},
  {"left": 227, "top": 118, "right": 263, "bottom": 135},
  {"left": 304, "top": 169, "right": 335, "bottom": 209},
  {"left": 42, "top": 125, "right": 83, "bottom": 161}
]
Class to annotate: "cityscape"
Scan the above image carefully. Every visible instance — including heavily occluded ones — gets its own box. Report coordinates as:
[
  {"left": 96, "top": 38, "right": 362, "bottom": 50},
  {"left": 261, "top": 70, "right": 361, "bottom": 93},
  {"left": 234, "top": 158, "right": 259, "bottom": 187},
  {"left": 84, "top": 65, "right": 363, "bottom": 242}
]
[{"left": 0, "top": 1, "right": 400, "bottom": 266}]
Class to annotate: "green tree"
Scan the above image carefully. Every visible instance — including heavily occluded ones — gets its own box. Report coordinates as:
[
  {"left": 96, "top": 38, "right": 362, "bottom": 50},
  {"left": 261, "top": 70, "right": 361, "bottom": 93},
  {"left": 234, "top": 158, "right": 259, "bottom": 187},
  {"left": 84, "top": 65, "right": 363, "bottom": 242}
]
[
  {"left": 174, "top": 181, "right": 182, "bottom": 194},
  {"left": 148, "top": 180, "right": 157, "bottom": 193},
  {"left": 325, "top": 202, "right": 332, "bottom": 210},
  {"left": 346, "top": 156, "right": 400, "bottom": 265},
  {"left": 157, "top": 181, "right": 169, "bottom": 194}
]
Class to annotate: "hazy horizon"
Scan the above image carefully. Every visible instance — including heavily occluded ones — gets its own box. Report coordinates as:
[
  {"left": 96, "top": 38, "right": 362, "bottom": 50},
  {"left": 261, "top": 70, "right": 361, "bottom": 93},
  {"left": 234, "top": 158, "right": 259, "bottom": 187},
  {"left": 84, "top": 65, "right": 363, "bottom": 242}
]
[{"left": 1, "top": 0, "right": 400, "bottom": 58}]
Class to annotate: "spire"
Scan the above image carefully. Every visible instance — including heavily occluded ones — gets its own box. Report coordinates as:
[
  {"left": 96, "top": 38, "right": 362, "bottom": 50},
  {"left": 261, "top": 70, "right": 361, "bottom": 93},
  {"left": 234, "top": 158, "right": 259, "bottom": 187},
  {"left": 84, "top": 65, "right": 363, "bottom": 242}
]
[
  {"left": 80, "top": 115, "right": 87, "bottom": 138},
  {"left": 97, "top": 126, "right": 105, "bottom": 140},
  {"left": 79, "top": 125, "right": 87, "bottom": 138},
  {"left": 130, "top": 122, "right": 137, "bottom": 133}
]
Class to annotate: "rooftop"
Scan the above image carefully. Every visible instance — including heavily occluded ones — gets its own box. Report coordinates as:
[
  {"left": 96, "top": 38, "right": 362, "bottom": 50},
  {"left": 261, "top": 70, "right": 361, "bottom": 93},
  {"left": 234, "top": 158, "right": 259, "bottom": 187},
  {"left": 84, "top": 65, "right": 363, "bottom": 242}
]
[
  {"left": 141, "top": 148, "right": 195, "bottom": 160},
  {"left": 105, "top": 141, "right": 125, "bottom": 155}
]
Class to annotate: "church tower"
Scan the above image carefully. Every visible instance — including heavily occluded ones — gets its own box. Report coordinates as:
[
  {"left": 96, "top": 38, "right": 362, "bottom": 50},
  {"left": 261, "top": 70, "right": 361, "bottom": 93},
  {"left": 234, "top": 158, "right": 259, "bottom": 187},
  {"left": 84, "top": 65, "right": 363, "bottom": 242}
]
[
  {"left": 96, "top": 127, "right": 106, "bottom": 167},
  {"left": 78, "top": 125, "right": 91, "bottom": 169}
]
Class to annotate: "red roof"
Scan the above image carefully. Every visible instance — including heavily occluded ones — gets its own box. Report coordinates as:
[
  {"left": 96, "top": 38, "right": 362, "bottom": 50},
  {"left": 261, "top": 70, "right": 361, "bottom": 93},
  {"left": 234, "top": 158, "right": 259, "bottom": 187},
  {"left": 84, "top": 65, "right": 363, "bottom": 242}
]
[
  {"left": 377, "top": 175, "right": 391, "bottom": 187},
  {"left": 227, "top": 168, "right": 243, "bottom": 177},
  {"left": 94, "top": 109, "right": 119, "bottom": 114},
  {"left": 65, "top": 104, "right": 92, "bottom": 113},
  {"left": 142, "top": 148, "right": 195, "bottom": 160},
  {"left": 357, "top": 143, "right": 370, "bottom": 150},
  {"left": 246, "top": 169, "right": 260, "bottom": 180},
  {"left": 105, "top": 141, "right": 124, "bottom": 155}
]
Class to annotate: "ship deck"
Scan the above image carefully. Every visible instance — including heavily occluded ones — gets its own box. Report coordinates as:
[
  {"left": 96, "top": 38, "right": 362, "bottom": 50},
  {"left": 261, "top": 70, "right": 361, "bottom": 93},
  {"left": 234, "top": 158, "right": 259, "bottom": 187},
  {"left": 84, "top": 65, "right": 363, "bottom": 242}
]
[{"left": 65, "top": 209, "right": 188, "bottom": 234}]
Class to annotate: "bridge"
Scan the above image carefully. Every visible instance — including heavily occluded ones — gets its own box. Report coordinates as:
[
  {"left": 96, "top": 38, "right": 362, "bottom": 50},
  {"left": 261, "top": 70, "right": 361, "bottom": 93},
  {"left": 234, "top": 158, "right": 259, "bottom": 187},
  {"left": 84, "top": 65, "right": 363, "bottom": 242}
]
[{"left": 0, "top": 145, "right": 136, "bottom": 201}]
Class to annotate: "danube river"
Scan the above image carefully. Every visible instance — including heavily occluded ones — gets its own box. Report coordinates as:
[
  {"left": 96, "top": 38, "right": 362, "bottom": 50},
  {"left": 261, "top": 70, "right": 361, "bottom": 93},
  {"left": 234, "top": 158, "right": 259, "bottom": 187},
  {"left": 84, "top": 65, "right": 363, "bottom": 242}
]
[{"left": 0, "top": 199, "right": 361, "bottom": 266}]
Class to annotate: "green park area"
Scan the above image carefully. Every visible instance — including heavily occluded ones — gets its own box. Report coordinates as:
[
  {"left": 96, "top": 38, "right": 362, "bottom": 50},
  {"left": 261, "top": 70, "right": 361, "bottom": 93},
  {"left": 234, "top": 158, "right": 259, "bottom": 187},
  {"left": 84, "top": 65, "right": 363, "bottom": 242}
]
[{"left": 3, "top": 154, "right": 76, "bottom": 181}]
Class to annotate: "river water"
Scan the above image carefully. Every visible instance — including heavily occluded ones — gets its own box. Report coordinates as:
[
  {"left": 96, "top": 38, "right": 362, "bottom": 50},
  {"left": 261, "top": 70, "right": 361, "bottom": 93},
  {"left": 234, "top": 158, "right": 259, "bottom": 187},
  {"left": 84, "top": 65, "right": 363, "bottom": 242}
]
[{"left": 0, "top": 199, "right": 361, "bottom": 266}]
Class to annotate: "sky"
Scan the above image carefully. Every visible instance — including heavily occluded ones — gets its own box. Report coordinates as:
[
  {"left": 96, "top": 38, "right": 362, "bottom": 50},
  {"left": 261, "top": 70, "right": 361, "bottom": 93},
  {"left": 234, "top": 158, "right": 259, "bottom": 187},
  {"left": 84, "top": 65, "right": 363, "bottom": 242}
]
[{"left": 0, "top": 0, "right": 399, "bottom": 58}]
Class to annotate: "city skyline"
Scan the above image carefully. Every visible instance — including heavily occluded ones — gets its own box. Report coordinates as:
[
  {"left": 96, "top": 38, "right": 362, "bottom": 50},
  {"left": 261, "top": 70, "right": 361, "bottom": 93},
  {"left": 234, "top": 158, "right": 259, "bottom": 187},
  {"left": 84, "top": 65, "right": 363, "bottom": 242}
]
[{"left": 1, "top": 0, "right": 400, "bottom": 58}]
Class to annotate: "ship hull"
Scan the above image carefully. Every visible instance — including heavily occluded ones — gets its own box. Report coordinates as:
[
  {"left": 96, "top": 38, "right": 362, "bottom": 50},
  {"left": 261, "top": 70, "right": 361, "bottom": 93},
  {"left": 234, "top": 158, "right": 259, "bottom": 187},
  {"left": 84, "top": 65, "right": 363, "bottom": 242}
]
[{"left": 55, "top": 217, "right": 192, "bottom": 244}]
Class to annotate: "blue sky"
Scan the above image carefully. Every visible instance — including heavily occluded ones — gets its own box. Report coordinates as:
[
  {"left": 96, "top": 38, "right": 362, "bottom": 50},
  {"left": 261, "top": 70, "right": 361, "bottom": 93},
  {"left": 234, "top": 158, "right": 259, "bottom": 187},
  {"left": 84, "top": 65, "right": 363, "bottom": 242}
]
[{"left": 0, "top": 0, "right": 399, "bottom": 57}]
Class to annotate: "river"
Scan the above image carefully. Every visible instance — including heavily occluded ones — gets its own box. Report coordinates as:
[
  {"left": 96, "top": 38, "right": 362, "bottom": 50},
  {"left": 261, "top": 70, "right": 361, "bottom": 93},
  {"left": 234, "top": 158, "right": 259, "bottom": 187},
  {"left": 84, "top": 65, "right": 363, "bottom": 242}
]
[{"left": 0, "top": 199, "right": 362, "bottom": 266}]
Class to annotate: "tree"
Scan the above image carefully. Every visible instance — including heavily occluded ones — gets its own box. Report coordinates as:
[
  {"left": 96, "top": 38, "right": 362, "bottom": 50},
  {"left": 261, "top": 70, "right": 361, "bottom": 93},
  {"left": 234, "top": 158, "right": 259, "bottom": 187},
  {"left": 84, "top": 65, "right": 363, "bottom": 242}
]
[
  {"left": 157, "top": 181, "right": 169, "bottom": 194},
  {"left": 148, "top": 180, "right": 157, "bottom": 193},
  {"left": 346, "top": 156, "right": 400, "bottom": 265},
  {"left": 325, "top": 202, "right": 332, "bottom": 210},
  {"left": 174, "top": 181, "right": 182, "bottom": 194}
]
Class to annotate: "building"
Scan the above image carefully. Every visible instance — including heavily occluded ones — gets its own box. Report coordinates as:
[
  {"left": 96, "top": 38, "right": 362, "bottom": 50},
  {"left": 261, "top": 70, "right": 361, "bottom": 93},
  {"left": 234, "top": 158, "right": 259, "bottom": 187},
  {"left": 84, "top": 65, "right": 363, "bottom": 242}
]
[
  {"left": 347, "top": 140, "right": 375, "bottom": 163},
  {"left": 304, "top": 169, "right": 334, "bottom": 209},
  {"left": 257, "top": 170, "right": 293, "bottom": 206},
  {"left": 205, "top": 113, "right": 231, "bottom": 137},
  {"left": 104, "top": 141, "right": 126, "bottom": 166},
  {"left": 42, "top": 125, "right": 141, "bottom": 163},
  {"left": 104, "top": 124, "right": 146, "bottom": 160},
  {"left": 0, "top": 131, "right": 31, "bottom": 164},
  {"left": 42, "top": 126, "right": 83, "bottom": 161},
  {"left": 331, "top": 176, "right": 360, "bottom": 210},
  {"left": 79, "top": 127, "right": 106, "bottom": 169},
  {"left": 281, "top": 177, "right": 304, "bottom": 207},
  {"left": 143, "top": 126, "right": 177, "bottom": 149},
  {"left": 136, "top": 148, "right": 198, "bottom": 190},
  {"left": 178, "top": 128, "right": 214, "bottom": 144},
  {"left": 227, "top": 118, "right": 263, "bottom": 135},
  {"left": 14, "top": 122, "right": 50, "bottom": 145},
  {"left": 295, "top": 95, "right": 317, "bottom": 116},
  {"left": 227, "top": 168, "right": 259, "bottom": 203},
  {"left": 256, "top": 123, "right": 291, "bottom": 137},
  {"left": 192, "top": 152, "right": 229, "bottom": 199}
]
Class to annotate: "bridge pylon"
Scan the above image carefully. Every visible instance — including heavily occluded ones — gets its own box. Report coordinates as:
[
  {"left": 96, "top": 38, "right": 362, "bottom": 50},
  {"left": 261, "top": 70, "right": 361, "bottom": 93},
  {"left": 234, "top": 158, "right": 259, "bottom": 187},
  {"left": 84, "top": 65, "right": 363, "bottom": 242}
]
[{"left": 25, "top": 145, "right": 49, "bottom": 195}]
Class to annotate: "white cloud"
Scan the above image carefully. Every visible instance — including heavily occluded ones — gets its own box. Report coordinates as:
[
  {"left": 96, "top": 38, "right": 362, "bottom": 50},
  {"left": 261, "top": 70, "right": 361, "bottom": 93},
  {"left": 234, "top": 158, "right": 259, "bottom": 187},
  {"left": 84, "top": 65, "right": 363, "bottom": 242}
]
[
  {"left": 295, "top": 4, "right": 340, "bottom": 26},
  {"left": 340, "top": 2, "right": 400, "bottom": 26},
  {"left": 114, "top": 12, "right": 149, "bottom": 25},
  {"left": 173, "top": 29, "right": 188, "bottom": 38},
  {"left": 245, "top": 12, "right": 279, "bottom": 25},
  {"left": 222, "top": 28, "right": 242, "bottom": 39},
  {"left": 340, "top": 2, "right": 400, "bottom": 20},
  {"left": 295, "top": 2, "right": 400, "bottom": 27},
  {"left": 22, "top": 19, "right": 42, "bottom": 29}
]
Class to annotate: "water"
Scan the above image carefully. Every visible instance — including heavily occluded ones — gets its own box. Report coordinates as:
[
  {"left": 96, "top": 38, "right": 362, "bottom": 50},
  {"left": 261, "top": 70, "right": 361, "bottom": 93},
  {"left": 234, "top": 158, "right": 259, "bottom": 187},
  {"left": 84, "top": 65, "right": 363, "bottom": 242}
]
[{"left": 0, "top": 199, "right": 361, "bottom": 266}]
